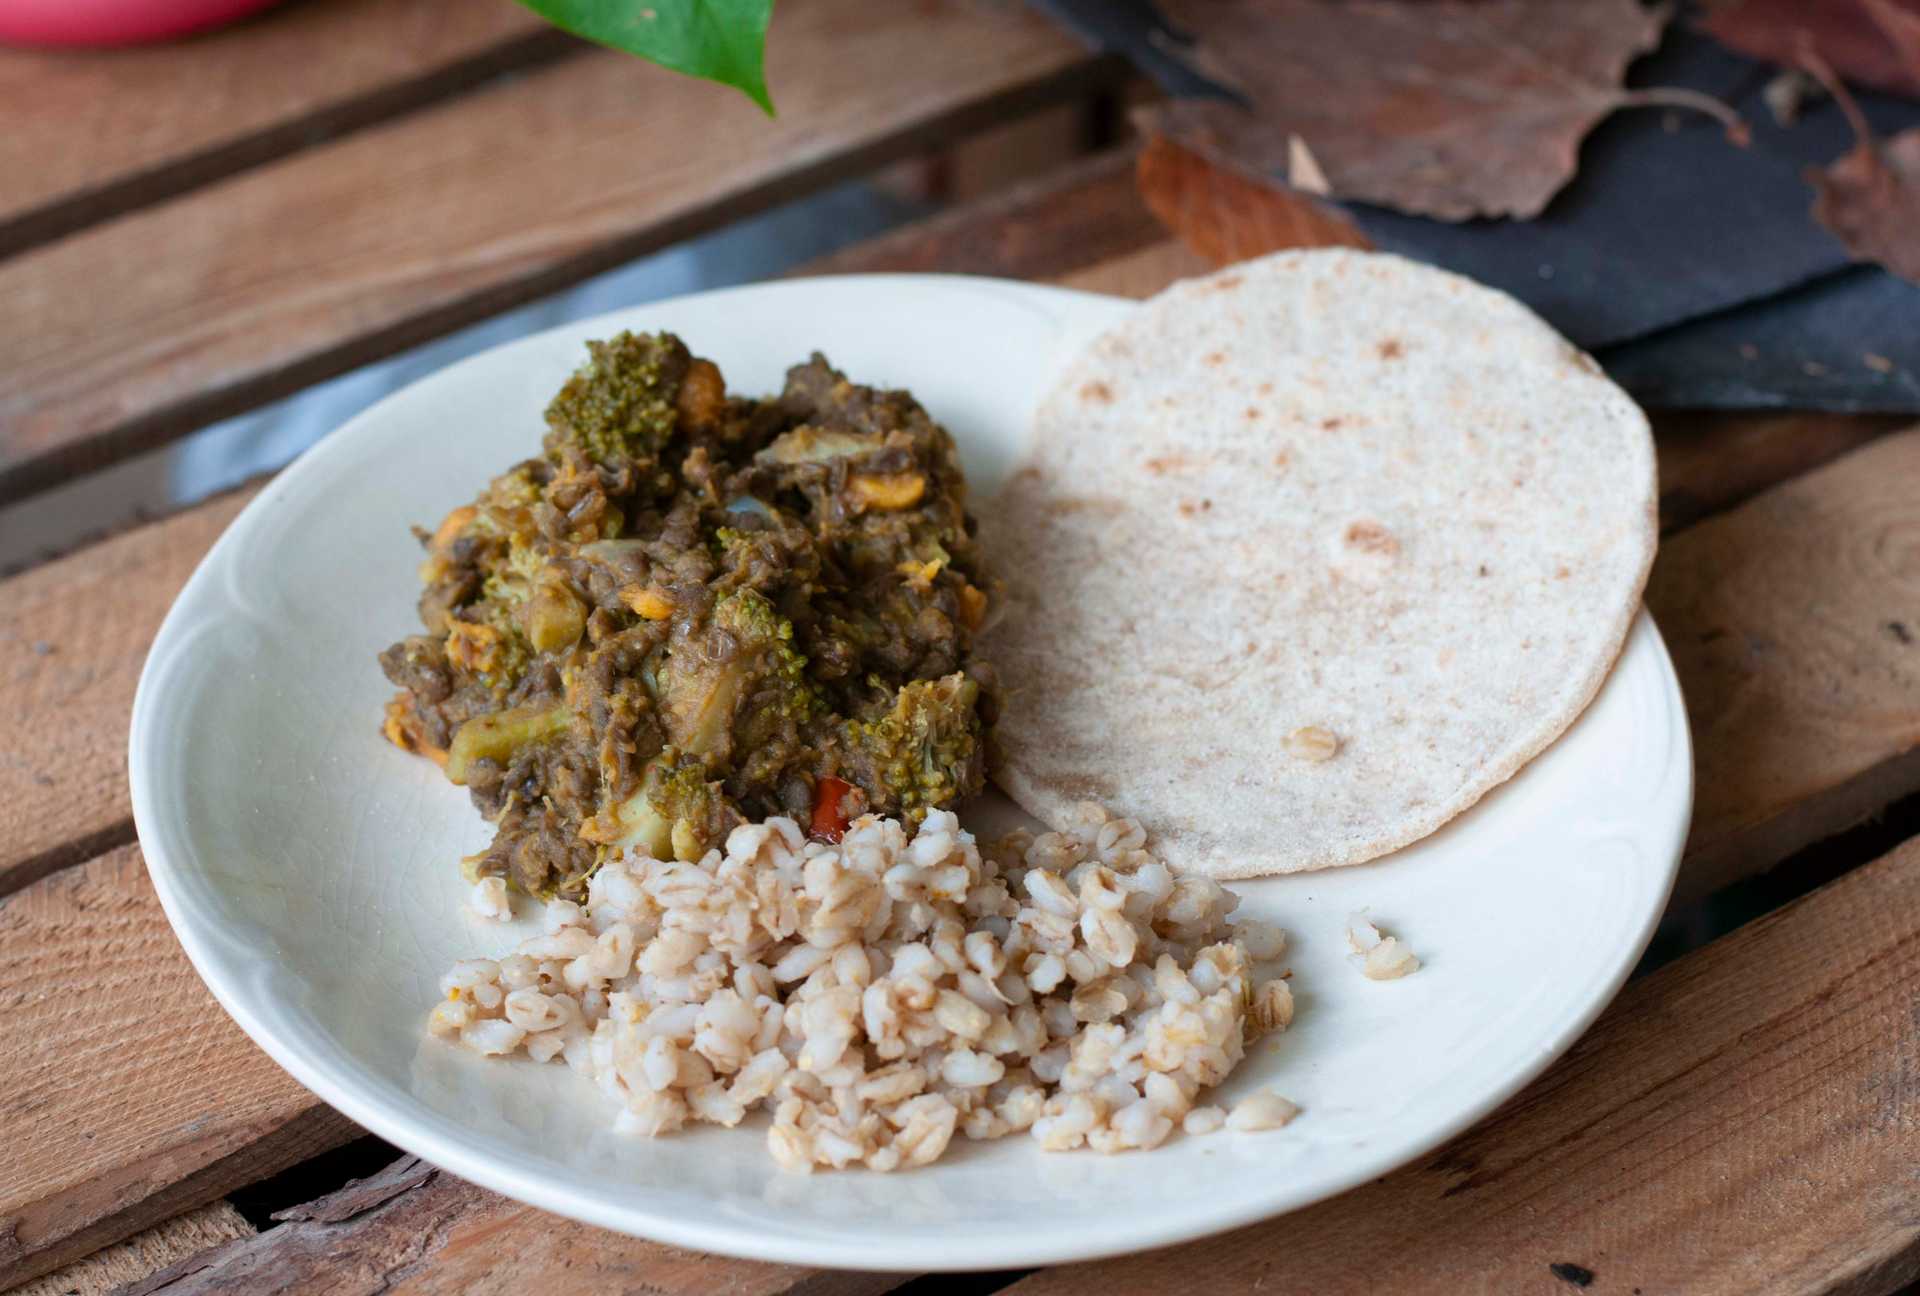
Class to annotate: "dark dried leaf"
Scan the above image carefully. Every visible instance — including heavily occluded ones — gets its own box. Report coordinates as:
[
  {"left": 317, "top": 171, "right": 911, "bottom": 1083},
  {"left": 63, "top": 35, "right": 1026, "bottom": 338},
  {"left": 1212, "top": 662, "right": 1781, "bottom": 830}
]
[
  {"left": 1802, "top": 51, "right": 1920, "bottom": 284},
  {"left": 1137, "top": 0, "right": 1745, "bottom": 222},
  {"left": 1700, "top": 0, "right": 1920, "bottom": 99},
  {"left": 1135, "top": 133, "right": 1370, "bottom": 264}
]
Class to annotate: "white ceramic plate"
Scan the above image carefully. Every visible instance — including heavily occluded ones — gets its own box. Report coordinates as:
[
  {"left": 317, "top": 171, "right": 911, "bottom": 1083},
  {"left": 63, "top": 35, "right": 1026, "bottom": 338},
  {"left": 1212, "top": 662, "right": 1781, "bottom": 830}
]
[{"left": 131, "top": 276, "right": 1692, "bottom": 1272}]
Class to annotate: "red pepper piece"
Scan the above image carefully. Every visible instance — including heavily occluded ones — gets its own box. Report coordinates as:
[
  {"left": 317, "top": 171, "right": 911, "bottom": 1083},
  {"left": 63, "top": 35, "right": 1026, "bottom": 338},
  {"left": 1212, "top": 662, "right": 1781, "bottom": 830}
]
[{"left": 810, "top": 776, "right": 854, "bottom": 843}]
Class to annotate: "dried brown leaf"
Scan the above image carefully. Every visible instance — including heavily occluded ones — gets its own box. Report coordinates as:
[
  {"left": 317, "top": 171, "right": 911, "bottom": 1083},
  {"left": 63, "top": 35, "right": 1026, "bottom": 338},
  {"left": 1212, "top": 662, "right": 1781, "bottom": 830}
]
[
  {"left": 1801, "top": 49, "right": 1920, "bottom": 285},
  {"left": 1137, "top": 0, "right": 1746, "bottom": 222},
  {"left": 1700, "top": 0, "right": 1920, "bottom": 99},
  {"left": 1135, "top": 133, "right": 1370, "bottom": 265}
]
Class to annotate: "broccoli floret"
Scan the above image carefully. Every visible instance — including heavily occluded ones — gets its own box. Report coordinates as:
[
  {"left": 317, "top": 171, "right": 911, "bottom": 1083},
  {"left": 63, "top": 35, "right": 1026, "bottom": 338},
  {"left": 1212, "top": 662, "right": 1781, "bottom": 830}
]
[
  {"left": 544, "top": 331, "right": 689, "bottom": 465},
  {"left": 600, "top": 749, "right": 743, "bottom": 862},
  {"left": 655, "top": 589, "right": 819, "bottom": 765},
  {"left": 835, "top": 672, "right": 983, "bottom": 820},
  {"left": 478, "top": 531, "right": 547, "bottom": 607}
]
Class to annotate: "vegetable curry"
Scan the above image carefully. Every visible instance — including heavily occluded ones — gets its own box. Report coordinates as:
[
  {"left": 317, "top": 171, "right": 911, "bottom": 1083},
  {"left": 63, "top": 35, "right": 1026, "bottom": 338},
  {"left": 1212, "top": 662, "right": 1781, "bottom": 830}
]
[{"left": 379, "top": 332, "right": 995, "bottom": 900}]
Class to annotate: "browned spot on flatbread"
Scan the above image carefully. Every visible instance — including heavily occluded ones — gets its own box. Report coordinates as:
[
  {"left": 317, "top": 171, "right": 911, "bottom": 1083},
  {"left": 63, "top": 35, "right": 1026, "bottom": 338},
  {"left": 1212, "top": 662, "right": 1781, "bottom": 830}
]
[
  {"left": 1322, "top": 417, "right": 1343, "bottom": 431},
  {"left": 1177, "top": 498, "right": 1215, "bottom": 517},
  {"left": 1205, "top": 351, "right": 1228, "bottom": 367},
  {"left": 1555, "top": 565, "right": 1571, "bottom": 579},
  {"left": 1378, "top": 338, "right": 1404, "bottom": 360},
  {"left": 1344, "top": 520, "right": 1398, "bottom": 556},
  {"left": 1245, "top": 407, "right": 1260, "bottom": 420},
  {"left": 1143, "top": 453, "right": 1193, "bottom": 475},
  {"left": 1272, "top": 450, "right": 1290, "bottom": 471},
  {"left": 1211, "top": 274, "right": 1243, "bottom": 291},
  {"left": 1080, "top": 380, "right": 1114, "bottom": 404}
]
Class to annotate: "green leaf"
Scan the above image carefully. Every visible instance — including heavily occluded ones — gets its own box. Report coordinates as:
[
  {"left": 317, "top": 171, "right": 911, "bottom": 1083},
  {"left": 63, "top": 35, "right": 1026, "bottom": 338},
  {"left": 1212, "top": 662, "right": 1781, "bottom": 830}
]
[{"left": 517, "top": 0, "right": 776, "bottom": 115}]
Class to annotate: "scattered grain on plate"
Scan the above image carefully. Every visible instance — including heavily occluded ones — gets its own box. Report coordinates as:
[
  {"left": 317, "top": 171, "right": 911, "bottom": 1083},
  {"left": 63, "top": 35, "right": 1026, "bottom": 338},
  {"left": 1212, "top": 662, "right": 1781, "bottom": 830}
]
[
  {"left": 1347, "top": 913, "right": 1420, "bottom": 980},
  {"left": 469, "top": 877, "right": 512, "bottom": 922},
  {"left": 1227, "top": 1090, "right": 1301, "bottom": 1131},
  {"left": 1182, "top": 1105, "right": 1227, "bottom": 1135},
  {"left": 432, "top": 802, "right": 1298, "bottom": 1171}
]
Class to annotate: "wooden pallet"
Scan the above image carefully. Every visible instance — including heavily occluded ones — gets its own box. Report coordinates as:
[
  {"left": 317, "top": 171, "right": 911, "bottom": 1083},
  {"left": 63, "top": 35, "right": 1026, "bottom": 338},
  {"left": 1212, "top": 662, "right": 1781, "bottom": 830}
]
[{"left": 3, "top": 6, "right": 1918, "bottom": 1292}]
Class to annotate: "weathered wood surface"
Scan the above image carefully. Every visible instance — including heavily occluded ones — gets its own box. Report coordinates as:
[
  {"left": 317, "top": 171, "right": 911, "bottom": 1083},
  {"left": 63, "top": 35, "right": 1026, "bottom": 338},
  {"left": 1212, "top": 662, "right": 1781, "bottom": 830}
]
[
  {"left": 799, "top": 148, "right": 1163, "bottom": 284},
  {"left": 0, "top": 487, "right": 253, "bottom": 897},
  {"left": 126, "top": 1158, "right": 889, "bottom": 1296},
  {"left": 1003, "top": 829, "right": 1920, "bottom": 1296},
  {"left": 0, "top": 847, "right": 360, "bottom": 1290},
  {"left": 1653, "top": 409, "right": 1908, "bottom": 534},
  {"left": 0, "top": 0, "right": 562, "bottom": 256},
  {"left": 1651, "top": 429, "right": 1920, "bottom": 907},
  {"left": 0, "top": 0, "right": 1114, "bottom": 505},
  {"left": 1131, "top": 132, "right": 1369, "bottom": 264},
  {"left": 15, "top": 1203, "right": 252, "bottom": 1296}
]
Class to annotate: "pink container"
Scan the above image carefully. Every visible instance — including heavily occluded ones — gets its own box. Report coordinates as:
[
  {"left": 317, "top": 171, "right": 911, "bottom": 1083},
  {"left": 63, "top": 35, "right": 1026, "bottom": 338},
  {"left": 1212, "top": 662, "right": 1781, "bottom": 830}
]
[{"left": 0, "top": 0, "right": 287, "bottom": 46}]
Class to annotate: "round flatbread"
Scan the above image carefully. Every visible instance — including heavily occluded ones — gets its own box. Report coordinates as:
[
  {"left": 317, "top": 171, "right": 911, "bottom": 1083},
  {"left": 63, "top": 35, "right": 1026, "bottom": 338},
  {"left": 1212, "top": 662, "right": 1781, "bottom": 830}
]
[{"left": 984, "top": 249, "right": 1657, "bottom": 879}]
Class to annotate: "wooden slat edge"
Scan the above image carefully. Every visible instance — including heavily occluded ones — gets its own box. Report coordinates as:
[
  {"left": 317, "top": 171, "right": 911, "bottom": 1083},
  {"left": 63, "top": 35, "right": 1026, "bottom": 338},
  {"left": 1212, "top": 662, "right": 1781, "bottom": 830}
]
[
  {"left": 1009, "top": 827, "right": 1920, "bottom": 1296},
  {"left": 16, "top": 1202, "right": 253, "bottom": 1296},
  {"left": 123, "top": 1158, "right": 896, "bottom": 1296},
  {"left": 0, "top": 485, "right": 255, "bottom": 897},
  {"left": 0, "top": 847, "right": 361, "bottom": 1289},
  {"left": 0, "top": 31, "right": 579, "bottom": 261},
  {"left": 0, "top": 0, "right": 559, "bottom": 258},
  {"left": 1653, "top": 426, "right": 1920, "bottom": 906},
  {"left": 794, "top": 146, "right": 1161, "bottom": 283}
]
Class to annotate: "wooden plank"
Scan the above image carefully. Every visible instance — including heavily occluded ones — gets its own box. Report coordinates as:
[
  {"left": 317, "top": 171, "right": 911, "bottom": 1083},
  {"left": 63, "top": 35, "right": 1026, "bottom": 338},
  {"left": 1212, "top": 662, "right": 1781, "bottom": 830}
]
[
  {"left": 0, "top": 845, "right": 360, "bottom": 1290},
  {"left": 0, "top": 486, "right": 253, "bottom": 897},
  {"left": 0, "top": 0, "right": 1113, "bottom": 506},
  {"left": 1651, "top": 428, "right": 1920, "bottom": 907},
  {"left": 1053, "top": 237, "right": 1214, "bottom": 298},
  {"left": 1005, "top": 829, "right": 1920, "bottom": 1296},
  {"left": 798, "top": 148, "right": 1164, "bottom": 283},
  {"left": 16, "top": 1203, "right": 252, "bottom": 1296},
  {"left": 1651, "top": 409, "right": 1908, "bottom": 534},
  {"left": 125, "top": 1158, "right": 889, "bottom": 1296},
  {"left": 0, "top": 0, "right": 564, "bottom": 257}
]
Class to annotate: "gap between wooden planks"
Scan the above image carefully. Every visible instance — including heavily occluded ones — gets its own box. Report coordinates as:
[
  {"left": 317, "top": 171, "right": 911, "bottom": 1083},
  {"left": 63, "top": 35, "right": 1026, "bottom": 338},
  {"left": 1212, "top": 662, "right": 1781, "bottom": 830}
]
[
  {"left": 2, "top": 213, "right": 1916, "bottom": 1285},
  {"left": 0, "top": 0, "right": 1116, "bottom": 506},
  {"left": 0, "top": 0, "right": 565, "bottom": 259},
  {"left": 0, "top": 847, "right": 360, "bottom": 1289}
]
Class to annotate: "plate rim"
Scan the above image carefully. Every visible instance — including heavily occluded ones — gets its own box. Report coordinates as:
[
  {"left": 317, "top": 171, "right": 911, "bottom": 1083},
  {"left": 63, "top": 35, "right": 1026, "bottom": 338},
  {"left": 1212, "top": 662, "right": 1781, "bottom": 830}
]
[{"left": 129, "top": 272, "right": 1692, "bottom": 1271}]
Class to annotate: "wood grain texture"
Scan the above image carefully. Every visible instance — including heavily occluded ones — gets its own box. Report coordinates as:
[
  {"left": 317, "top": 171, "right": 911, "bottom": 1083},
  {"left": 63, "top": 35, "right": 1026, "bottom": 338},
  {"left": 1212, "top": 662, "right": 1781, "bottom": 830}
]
[
  {"left": 1652, "top": 409, "right": 1908, "bottom": 533},
  {"left": 797, "top": 148, "right": 1164, "bottom": 283},
  {"left": 1651, "top": 428, "right": 1920, "bottom": 907},
  {"left": 1008, "top": 829, "right": 1920, "bottom": 1296},
  {"left": 1052, "top": 239, "right": 1213, "bottom": 297},
  {"left": 15, "top": 1203, "right": 252, "bottom": 1296},
  {"left": 124, "top": 1157, "right": 893, "bottom": 1296},
  {"left": 0, "top": 0, "right": 1112, "bottom": 506},
  {"left": 0, "top": 0, "right": 563, "bottom": 256},
  {"left": 1133, "top": 133, "right": 1369, "bottom": 264},
  {"left": 0, "top": 486, "right": 254, "bottom": 896},
  {"left": 0, "top": 846, "right": 359, "bottom": 1290}
]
